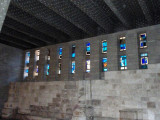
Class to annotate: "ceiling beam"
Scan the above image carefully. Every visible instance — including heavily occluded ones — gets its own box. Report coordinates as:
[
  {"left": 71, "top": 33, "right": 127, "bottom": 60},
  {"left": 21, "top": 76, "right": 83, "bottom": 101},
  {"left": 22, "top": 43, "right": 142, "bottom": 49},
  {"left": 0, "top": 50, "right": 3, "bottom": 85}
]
[
  {"left": 0, "top": 33, "right": 35, "bottom": 48},
  {"left": 1, "top": 26, "right": 46, "bottom": 46},
  {"left": 0, "top": 39, "right": 26, "bottom": 50},
  {"left": 37, "top": 0, "right": 97, "bottom": 36},
  {"left": 137, "top": 0, "right": 153, "bottom": 24},
  {"left": 11, "top": 0, "right": 87, "bottom": 39},
  {"left": 103, "top": 0, "right": 130, "bottom": 28},
  {"left": 4, "top": 17, "right": 56, "bottom": 44},
  {"left": 70, "top": 0, "right": 113, "bottom": 33},
  {"left": 7, "top": 5, "right": 70, "bottom": 42}
]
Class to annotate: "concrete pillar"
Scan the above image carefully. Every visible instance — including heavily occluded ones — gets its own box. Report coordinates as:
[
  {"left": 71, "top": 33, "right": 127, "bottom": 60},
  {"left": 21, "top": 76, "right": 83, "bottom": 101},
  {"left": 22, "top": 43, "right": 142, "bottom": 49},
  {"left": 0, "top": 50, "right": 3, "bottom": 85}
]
[
  {"left": 126, "top": 31, "right": 139, "bottom": 70},
  {"left": 28, "top": 50, "right": 35, "bottom": 81},
  {"left": 49, "top": 45, "right": 58, "bottom": 81},
  {"left": 104, "top": 34, "right": 118, "bottom": 71},
  {"left": 61, "top": 43, "right": 70, "bottom": 81},
  {"left": 90, "top": 38, "right": 100, "bottom": 80},
  {"left": 37, "top": 47, "right": 48, "bottom": 81},
  {"left": 75, "top": 40, "right": 85, "bottom": 80},
  {"left": 0, "top": 0, "right": 10, "bottom": 32}
]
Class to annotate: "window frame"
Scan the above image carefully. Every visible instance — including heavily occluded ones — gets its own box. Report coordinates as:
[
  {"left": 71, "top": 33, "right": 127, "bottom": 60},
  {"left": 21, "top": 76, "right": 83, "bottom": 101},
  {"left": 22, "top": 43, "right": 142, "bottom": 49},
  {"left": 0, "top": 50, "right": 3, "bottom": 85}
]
[
  {"left": 59, "top": 47, "right": 62, "bottom": 59},
  {"left": 120, "top": 55, "right": 127, "bottom": 70},
  {"left": 86, "top": 60, "right": 90, "bottom": 73},
  {"left": 102, "top": 58, "right": 107, "bottom": 72},
  {"left": 119, "top": 37, "right": 126, "bottom": 51},
  {"left": 86, "top": 42, "right": 90, "bottom": 55},
  {"left": 139, "top": 33, "right": 147, "bottom": 49},
  {"left": 72, "top": 45, "right": 76, "bottom": 58},
  {"left": 140, "top": 53, "right": 148, "bottom": 69},
  {"left": 102, "top": 40, "right": 107, "bottom": 53},
  {"left": 71, "top": 61, "right": 75, "bottom": 74}
]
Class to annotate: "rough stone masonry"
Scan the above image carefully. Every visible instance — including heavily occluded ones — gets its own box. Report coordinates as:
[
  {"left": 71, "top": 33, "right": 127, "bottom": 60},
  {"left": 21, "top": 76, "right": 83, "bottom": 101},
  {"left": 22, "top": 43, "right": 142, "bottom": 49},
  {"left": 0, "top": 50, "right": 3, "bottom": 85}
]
[{"left": 2, "top": 63, "right": 160, "bottom": 120}]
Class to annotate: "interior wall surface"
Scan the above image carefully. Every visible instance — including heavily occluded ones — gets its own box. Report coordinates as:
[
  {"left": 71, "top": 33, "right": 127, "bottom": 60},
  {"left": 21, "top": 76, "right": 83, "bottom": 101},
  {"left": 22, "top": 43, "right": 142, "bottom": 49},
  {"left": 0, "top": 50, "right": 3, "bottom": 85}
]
[
  {"left": 2, "top": 63, "right": 160, "bottom": 120},
  {"left": 0, "top": 43, "right": 23, "bottom": 115}
]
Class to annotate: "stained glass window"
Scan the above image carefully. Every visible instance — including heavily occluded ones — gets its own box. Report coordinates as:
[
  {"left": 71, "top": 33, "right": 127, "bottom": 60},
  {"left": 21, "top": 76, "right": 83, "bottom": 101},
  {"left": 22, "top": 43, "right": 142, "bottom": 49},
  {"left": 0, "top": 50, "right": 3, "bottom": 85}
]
[
  {"left": 46, "top": 66, "right": 49, "bottom": 75},
  {"left": 139, "top": 33, "right": 147, "bottom": 48},
  {"left": 72, "top": 45, "right": 76, "bottom": 58},
  {"left": 120, "top": 37, "right": 126, "bottom": 51},
  {"left": 59, "top": 47, "right": 62, "bottom": 59},
  {"left": 86, "top": 60, "right": 90, "bottom": 73},
  {"left": 58, "top": 63, "right": 61, "bottom": 74},
  {"left": 71, "top": 61, "right": 75, "bottom": 74},
  {"left": 35, "top": 50, "right": 40, "bottom": 61},
  {"left": 46, "top": 49, "right": 50, "bottom": 76},
  {"left": 102, "top": 40, "right": 107, "bottom": 53},
  {"left": 141, "top": 53, "right": 148, "bottom": 69},
  {"left": 34, "top": 50, "right": 40, "bottom": 76},
  {"left": 102, "top": 58, "right": 107, "bottom": 72},
  {"left": 86, "top": 42, "right": 90, "bottom": 55},
  {"left": 120, "top": 56, "right": 127, "bottom": 70},
  {"left": 24, "top": 52, "right": 30, "bottom": 78}
]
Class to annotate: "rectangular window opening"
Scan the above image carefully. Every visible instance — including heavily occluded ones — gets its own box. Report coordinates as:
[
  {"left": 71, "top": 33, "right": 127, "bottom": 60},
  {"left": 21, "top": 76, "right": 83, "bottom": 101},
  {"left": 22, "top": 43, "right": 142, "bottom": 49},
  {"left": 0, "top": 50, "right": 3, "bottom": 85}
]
[
  {"left": 102, "top": 58, "right": 107, "bottom": 72},
  {"left": 24, "top": 52, "right": 30, "bottom": 78},
  {"left": 71, "top": 61, "right": 75, "bottom": 74},
  {"left": 86, "top": 60, "right": 90, "bottom": 73},
  {"left": 34, "top": 50, "right": 40, "bottom": 76},
  {"left": 102, "top": 40, "right": 107, "bottom": 53},
  {"left": 59, "top": 47, "right": 62, "bottom": 59},
  {"left": 120, "top": 37, "right": 126, "bottom": 51},
  {"left": 120, "top": 56, "right": 127, "bottom": 70},
  {"left": 47, "top": 64, "right": 50, "bottom": 75},
  {"left": 58, "top": 63, "right": 61, "bottom": 74},
  {"left": 140, "top": 53, "right": 148, "bottom": 69},
  {"left": 72, "top": 45, "right": 76, "bottom": 58},
  {"left": 86, "top": 42, "right": 90, "bottom": 55},
  {"left": 139, "top": 33, "right": 147, "bottom": 48}
]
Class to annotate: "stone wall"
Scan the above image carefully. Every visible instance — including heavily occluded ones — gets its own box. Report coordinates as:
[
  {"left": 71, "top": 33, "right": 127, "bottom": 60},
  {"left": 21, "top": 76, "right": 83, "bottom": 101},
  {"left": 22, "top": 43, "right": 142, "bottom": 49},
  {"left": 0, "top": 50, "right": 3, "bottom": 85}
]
[
  {"left": 0, "top": 43, "right": 23, "bottom": 115},
  {"left": 3, "top": 63, "right": 160, "bottom": 120}
]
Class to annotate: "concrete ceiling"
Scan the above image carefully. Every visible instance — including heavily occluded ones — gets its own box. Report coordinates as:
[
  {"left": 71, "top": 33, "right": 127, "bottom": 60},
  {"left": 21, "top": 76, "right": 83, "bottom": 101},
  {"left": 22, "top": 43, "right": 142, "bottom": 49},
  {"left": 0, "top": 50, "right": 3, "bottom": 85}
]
[{"left": 1, "top": 0, "right": 160, "bottom": 49}]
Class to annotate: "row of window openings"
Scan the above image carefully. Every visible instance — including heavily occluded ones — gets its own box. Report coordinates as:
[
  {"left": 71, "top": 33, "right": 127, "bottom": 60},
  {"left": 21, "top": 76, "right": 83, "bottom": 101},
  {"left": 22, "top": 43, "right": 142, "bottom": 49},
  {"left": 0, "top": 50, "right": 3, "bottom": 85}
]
[
  {"left": 24, "top": 53, "right": 148, "bottom": 78},
  {"left": 119, "top": 33, "right": 147, "bottom": 51},
  {"left": 24, "top": 33, "right": 147, "bottom": 78}
]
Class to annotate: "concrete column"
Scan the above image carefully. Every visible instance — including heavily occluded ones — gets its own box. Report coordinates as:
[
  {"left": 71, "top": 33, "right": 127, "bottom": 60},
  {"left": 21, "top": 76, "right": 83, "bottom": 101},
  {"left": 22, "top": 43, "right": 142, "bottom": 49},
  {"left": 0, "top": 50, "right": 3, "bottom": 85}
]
[
  {"left": 49, "top": 45, "right": 58, "bottom": 81},
  {"left": 28, "top": 50, "right": 35, "bottom": 81},
  {"left": 147, "top": 26, "right": 159, "bottom": 64},
  {"left": 37, "top": 47, "right": 48, "bottom": 81},
  {"left": 75, "top": 40, "right": 85, "bottom": 80},
  {"left": 61, "top": 43, "right": 70, "bottom": 81},
  {"left": 104, "top": 34, "right": 118, "bottom": 71},
  {"left": 0, "top": 0, "right": 10, "bottom": 32},
  {"left": 90, "top": 38, "right": 100, "bottom": 80},
  {"left": 126, "top": 31, "right": 139, "bottom": 70}
]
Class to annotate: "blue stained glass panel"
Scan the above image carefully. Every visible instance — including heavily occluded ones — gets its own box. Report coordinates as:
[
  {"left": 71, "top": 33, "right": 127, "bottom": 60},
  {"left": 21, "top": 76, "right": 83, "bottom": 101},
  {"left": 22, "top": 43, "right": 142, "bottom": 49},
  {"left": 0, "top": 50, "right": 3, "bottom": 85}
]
[
  {"left": 142, "top": 58, "right": 148, "bottom": 64},
  {"left": 48, "top": 64, "right": 50, "bottom": 69},
  {"left": 71, "top": 61, "right": 75, "bottom": 73},
  {"left": 102, "top": 58, "right": 107, "bottom": 62},
  {"left": 86, "top": 43, "right": 90, "bottom": 46},
  {"left": 26, "top": 69, "right": 29, "bottom": 73},
  {"left": 103, "top": 41, "right": 107, "bottom": 47},
  {"left": 87, "top": 47, "right": 90, "bottom": 51},
  {"left": 27, "top": 52, "right": 30, "bottom": 57},
  {"left": 141, "top": 53, "right": 148, "bottom": 57},
  {"left": 36, "top": 68, "right": 38, "bottom": 73},
  {"left": 59, "top": 48, "right": 62, "bottom": 55},
  {"left": 72, "top": 53, "right": 75, "bottom": 58},
  {"left": 120, "top": 56, "right": 127, "bottom": 67},
  {"left": 120, "top": 44, "right": 126, "bottom": 50},
  {"left": 141, "top": 34, "right": 146, "bottom": 40}
]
